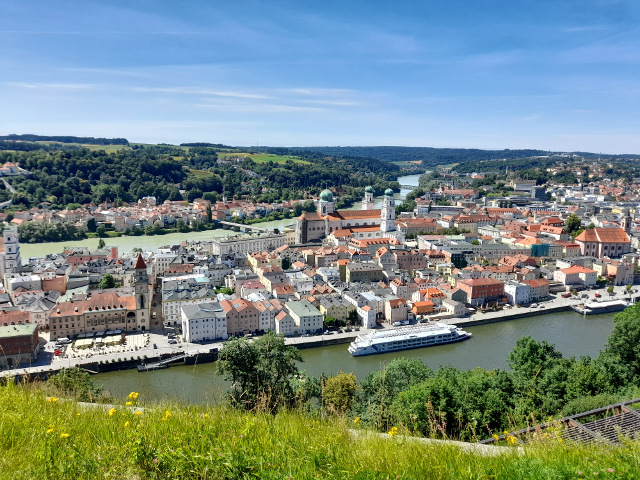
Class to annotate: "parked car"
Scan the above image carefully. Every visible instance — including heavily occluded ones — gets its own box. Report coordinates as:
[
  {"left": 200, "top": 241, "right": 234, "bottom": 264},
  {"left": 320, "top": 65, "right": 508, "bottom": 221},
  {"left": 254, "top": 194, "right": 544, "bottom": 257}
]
[
  {"left": 153, "top": 343, "right": 158, "bottom": 349},
  {"left": 530, "top": 303, "right": 538, "bottom": 308},
  {"left": 595, "top": 293, "right": 602, "bottom": 298},
  {"left": 168, "top": 339, "right": 177, "bottom": 345}
]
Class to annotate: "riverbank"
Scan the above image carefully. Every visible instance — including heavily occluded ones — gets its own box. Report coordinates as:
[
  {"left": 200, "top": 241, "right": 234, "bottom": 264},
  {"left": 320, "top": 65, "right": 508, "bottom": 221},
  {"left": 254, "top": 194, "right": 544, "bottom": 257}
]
[
  {"left": 5, "top": 283, "right": 633, "bottom": 381},
  {"left": 0, "top": 301, "right": 604, "bottom": 382}
]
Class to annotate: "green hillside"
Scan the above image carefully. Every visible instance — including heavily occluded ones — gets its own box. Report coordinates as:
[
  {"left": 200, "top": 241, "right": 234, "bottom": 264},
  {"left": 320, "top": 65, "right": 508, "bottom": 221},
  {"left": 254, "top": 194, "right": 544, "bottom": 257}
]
[{"left": 1, "top": 383, "right": 637, "bottom": 480}]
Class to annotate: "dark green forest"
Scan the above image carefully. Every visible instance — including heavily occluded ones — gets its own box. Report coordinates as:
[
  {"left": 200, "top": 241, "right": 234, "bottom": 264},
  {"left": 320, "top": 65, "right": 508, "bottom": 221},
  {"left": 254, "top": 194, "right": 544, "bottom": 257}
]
[
  {"left": 0, "top": 134, "right": 129, "bottom": 145},
  {"left": 288, "top": 146, "right": 551, "bottom": 167},
  {"left": 0, "top": 144, "right": 400, "bottom": 210}
]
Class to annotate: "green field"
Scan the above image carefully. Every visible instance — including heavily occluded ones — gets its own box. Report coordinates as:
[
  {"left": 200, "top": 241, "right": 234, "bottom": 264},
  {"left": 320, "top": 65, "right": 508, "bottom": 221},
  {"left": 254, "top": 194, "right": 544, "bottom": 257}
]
[
  {"left": 34, "top": 141, "right": 131, "bottom": 153},
  {"left": 189, "top": 169, "right": 216, "bottom": 178},
  {"left": 217, "top": 152, "right": 310, "bottom": 164}
]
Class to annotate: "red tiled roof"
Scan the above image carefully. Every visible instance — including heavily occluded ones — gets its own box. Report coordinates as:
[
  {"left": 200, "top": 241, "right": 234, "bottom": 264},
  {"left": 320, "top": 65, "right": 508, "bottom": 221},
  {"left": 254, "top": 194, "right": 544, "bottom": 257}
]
[
  {"left": 459, "top": 278, "right": 504, "bottom": 287},
  {"left": 575, "top": 228, "right": 630, "bottom": 244},
  {"left": 135, "top": 254, "right": 146, "bottom": 270}
]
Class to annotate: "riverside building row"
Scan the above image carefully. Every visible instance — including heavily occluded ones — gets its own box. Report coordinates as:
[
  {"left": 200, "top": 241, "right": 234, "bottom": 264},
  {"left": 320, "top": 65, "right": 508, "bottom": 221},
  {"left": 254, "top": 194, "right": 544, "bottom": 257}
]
[{"left": 3, "top": 173, "right": 640, "bottom": 364}]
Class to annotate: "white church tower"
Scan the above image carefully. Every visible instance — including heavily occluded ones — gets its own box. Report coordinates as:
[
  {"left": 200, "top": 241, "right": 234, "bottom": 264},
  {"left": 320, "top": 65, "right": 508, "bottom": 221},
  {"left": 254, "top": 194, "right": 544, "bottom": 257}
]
[
  {"left": 362, "top": 186, "right": 375, "bottom": 210},
  {"left": 1, "top": 225, "right": 21, "bottom": 280},
  {"left": 318, "top": 189, "right": 335, "bottom": 216},
  {"left": 380, "top": 189, "right": 396, "bottom": 232}
]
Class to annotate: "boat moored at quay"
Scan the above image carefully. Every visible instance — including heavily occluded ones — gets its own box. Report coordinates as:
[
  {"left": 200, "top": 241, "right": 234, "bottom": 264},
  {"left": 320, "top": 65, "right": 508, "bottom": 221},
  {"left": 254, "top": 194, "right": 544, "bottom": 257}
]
[
  {"left": 348, "top": 323, "right": 471, "bottom": 356},
  {"left": 571, "top": 299, "right": 629, "bottom": 315}
]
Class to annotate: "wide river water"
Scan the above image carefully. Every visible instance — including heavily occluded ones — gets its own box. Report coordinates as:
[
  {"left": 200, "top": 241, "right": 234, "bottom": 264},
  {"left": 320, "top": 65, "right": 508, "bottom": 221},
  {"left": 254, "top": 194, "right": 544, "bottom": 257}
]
[
  {"left": 94, "top": 311, "right": 614, "bottom": 405},
  {"left": 25, "top": 173, "right": 612, "bottom": 405}
]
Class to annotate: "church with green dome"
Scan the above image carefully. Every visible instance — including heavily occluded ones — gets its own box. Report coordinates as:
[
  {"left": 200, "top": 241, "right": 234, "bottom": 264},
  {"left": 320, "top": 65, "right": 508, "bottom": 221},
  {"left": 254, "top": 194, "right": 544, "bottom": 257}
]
[{"left": 294, "top": 186, "right": 405, "bottom": 245}]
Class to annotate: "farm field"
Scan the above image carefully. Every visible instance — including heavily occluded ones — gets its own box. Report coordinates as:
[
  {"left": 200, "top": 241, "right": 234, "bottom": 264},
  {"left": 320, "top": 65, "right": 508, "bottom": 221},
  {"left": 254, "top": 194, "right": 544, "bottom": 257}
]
[{"left": 217, "top": 152, "right": 310, "bottom": 164}]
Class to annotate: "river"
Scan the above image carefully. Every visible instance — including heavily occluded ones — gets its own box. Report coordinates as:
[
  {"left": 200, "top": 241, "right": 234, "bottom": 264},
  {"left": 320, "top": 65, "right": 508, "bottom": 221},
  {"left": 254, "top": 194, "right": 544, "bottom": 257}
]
[
  {"left": 94, "top": 310, "right": 614, "bottom": 405},
  {"left": 19, "top": 174, "right": 424, "bottom": 261},
  {"left": 21, "top": 172, "right": 614, "bottom": 404}
]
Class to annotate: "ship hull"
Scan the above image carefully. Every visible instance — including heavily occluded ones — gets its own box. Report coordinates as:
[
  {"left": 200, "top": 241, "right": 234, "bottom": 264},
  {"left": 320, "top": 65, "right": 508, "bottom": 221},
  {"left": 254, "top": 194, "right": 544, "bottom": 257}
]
[{"left": 349, "top": 330, "right": 471, "bottom": 357}]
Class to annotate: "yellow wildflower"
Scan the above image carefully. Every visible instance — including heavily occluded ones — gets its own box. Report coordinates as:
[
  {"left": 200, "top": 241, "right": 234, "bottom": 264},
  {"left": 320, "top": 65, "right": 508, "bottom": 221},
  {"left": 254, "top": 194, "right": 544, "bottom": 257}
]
[
  {"left": 135, "top": 411, "right": 143, "bottom": 416},
  {"left": 125, "top": 401, "right": 133, "bottom": 406},
  {"left": 203, "top": 413, "right": 210, "bottom": 419},
  {"left": 124, "top": 421, "right": 130, "bottom": 427},
  {"left": 162, "top": 411, "right": 172, "bottom": 420},
  {"left": 108, "top": 408, "right": 117, "bottom": 416},
  {"left": 46, "top": 424, "right": 55, "bottom": 434},
  {"left": 353, "top": 417, "right": 361, "bottom": 426},
  {"left": 47, "top": 397, "right": 58, "bottom": 403},
  {"left": 506, "top": 435, "right": 518, "bottom": 446},
  {"left": 127, "top": 392, "right": 140, "bottom": 400},
  {"left": 388, "top": 426, "right": 398, "bottom": 437},
  {"left": 492, "top": 434, "right": 499, "bottom": 441},
  {"left": 60, "top": 433, "right": 70, "bottom": 439}
]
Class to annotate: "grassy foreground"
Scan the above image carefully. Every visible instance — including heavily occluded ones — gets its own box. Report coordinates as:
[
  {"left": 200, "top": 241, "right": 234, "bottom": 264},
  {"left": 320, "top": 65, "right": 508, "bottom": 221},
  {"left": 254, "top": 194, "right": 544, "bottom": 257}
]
[{"left": 0, "top": 384, "right": 638, "bottom": 480}]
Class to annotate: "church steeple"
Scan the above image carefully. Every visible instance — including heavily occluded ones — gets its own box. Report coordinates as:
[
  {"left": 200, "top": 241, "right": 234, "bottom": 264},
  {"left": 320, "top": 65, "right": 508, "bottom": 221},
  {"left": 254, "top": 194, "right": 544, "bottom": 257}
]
[
  {"left": 380, "top": 189, "right": 396, "bottom": 232},
  {"left": 362, "top": 186, "right": 375, "bottom": 210},
  {"left": 622, "top": 208, "right": 632, "bottom": 234},
  {"left": 318, "top": 189, "right": 335, "bottom": 216},
  {"left": 134, "top": 253, "right": 149, "bottom": 331}
]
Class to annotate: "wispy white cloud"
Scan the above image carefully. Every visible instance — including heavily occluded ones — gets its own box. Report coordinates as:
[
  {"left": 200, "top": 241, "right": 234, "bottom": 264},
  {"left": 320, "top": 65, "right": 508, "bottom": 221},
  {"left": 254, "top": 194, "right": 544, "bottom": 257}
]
[
  {"left": 194, "top": 102, "right": 325, "bottom": 113},
  {"left": 4, "top": 81, "right": 95, "bottom": 90},
  {"left": 299, "top": 99, "right": 367, "bottom": 107},
  {"left": 131, "top": 86, "right": 271, "bottom": 99}
]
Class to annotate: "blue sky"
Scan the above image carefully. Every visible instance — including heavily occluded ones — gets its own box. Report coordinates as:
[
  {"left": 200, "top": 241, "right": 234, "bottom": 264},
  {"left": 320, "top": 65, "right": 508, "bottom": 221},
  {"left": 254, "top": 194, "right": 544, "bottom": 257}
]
[{"left": 1, "top": 0, "right": 639, "bottom": 152}]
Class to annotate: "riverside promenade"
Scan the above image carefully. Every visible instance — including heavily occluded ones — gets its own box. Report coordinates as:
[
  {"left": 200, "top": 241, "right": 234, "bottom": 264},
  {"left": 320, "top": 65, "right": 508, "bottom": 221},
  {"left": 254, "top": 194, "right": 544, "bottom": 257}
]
[{"left": 2, "top": 286, "right": 632, "bottom": 380}]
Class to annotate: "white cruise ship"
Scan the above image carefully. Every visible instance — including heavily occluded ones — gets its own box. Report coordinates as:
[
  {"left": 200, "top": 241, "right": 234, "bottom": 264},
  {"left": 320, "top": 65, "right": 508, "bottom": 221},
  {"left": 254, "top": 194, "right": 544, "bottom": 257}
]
[{"left": 348, "top": 323, "right": 471, "bottom": 357}]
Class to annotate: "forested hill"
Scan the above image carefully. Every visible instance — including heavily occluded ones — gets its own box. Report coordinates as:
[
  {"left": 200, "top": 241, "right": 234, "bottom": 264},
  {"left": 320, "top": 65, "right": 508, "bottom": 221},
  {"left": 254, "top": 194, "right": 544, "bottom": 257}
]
[
  {"left": 0, "top": 134, "right": 129, "bottom": 145},
  {"left": 288, "top": 146, "right": 551, "bottom": 166}
]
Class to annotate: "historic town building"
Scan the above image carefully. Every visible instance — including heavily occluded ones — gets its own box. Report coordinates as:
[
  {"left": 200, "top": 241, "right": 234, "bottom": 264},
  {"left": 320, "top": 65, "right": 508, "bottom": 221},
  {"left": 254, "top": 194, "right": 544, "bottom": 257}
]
[{"left": 295, "top": 187, "right": 404, "bottom": 244}]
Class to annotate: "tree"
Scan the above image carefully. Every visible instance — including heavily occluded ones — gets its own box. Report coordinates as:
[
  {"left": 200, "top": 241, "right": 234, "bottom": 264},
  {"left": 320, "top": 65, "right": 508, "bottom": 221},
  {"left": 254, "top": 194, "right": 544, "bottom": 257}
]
[
  {"left": 607, "top": 285, "right": 614, "bottom": 294},
  {"left": 86, "top": 217, "right": 97, "bottom": 233},
  {"left": 323, "top": 372, "right": 359, "bottom": 414},
  {"left": 604, "top": 303, "right": 640, "bottom": 381},
  {"left": 565, "top": 214, "right": 582, "bottom": 234},
  {"left": 96, "top": 225, "right": 106, "bottom": 238},
  {"left": 324, "top": 317, "right": 336, "bottom": 328},
  {"left": 217, "top": 331, "right": 303, "bottom": 412},
  {"left": 471, "top": 239, "right": 480, "bottom": 245},
  {"left": 355, "top": 357, "right": 433, "bottom": 429},
  {"left": 347, "top": 309, "right": 359, "bottom": 326},
  {"left": 206, "top": 204, "right": 213, "bottom": 224},
  {"left": 97, "top": 238, "right": 106, "bottom": 249},
  {"left": 281, "top": 256, "right": 291, "bottom": 270},
  {"left": 507, "top": 336, "right": 563, "bottom": 381},
  {"left": 47, "top": 367, "right": 104, "bottom": 402},
  {"left": 98, "top": 274, "right": 115, "bottom": 289}
]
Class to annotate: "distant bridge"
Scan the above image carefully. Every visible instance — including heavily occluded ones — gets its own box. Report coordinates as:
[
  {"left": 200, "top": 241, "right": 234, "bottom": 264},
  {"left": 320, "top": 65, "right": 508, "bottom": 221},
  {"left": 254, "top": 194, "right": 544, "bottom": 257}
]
[
  {"left": 215, "top": 220, "right": 274, "bottom": 233},
  {"left": 399, "top": 185, "right": 418, "bottom": 190}
]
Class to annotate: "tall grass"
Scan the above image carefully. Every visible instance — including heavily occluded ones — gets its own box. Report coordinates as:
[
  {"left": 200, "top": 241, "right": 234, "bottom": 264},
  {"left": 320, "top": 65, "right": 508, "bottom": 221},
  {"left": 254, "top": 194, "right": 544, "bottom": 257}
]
[{"left": 0, "top": 383, "right": 638, "bottom": 479}]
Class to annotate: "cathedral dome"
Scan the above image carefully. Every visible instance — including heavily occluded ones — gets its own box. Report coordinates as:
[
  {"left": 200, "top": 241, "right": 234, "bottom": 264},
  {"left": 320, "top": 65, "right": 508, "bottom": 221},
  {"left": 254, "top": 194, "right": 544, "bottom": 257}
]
[
  {"left": 384, "top": 188, "right": 394, "bottom": 197},
  {"left": 365, "top": 186, "right": 374, "bottom": 194},
  {"left": 319, "top": 189, "right": 334, "bottom": 202}
]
